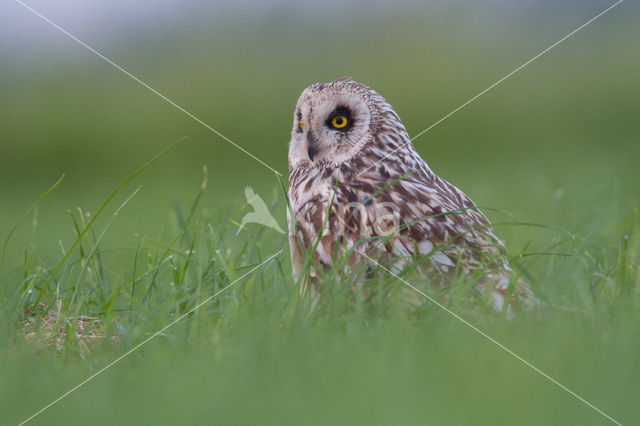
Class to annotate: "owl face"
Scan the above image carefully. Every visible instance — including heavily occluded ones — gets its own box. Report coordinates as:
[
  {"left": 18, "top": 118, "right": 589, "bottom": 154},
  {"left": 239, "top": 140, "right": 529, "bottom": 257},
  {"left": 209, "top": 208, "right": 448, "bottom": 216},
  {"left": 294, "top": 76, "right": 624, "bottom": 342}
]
[{"left": 288, "top": 80, "right": 380, "bottom": 169}]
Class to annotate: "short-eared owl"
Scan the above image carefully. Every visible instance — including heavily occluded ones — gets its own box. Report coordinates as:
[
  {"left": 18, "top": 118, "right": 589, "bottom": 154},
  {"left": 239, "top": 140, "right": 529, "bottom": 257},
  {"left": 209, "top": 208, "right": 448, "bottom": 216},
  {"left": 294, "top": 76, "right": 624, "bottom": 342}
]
[{"left": 287, "top": 78, "right": 536, "bottom": 313}]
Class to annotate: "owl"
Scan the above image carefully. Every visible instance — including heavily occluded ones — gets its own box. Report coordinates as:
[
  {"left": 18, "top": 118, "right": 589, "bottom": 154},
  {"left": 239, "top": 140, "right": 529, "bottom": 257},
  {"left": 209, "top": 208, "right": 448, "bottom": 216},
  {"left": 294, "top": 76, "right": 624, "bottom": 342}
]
[{"left": 287, "top": 78, "right": 537, "bottom": 314}]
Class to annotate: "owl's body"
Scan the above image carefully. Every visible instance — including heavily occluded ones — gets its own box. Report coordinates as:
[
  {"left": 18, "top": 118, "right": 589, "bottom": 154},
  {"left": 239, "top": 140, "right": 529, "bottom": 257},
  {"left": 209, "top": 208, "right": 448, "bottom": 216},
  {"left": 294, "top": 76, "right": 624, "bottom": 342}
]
[{"left": 287, "top": 79, "right": 535, "bottom": 313}]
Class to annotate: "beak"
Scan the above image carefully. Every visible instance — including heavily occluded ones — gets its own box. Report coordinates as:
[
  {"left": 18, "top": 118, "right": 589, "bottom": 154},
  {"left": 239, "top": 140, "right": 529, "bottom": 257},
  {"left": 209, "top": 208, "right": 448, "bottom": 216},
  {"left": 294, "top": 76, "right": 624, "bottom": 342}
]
[{"left": 306, "top": 131, "right": 319, "bottom": 162}]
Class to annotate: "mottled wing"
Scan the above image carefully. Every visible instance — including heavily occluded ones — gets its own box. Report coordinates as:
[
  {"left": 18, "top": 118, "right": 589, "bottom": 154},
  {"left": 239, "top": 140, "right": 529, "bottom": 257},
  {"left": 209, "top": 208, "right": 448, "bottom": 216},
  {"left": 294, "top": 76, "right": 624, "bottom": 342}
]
[{"left": 355, "top": 167, "right": 537, "bottom": 312}]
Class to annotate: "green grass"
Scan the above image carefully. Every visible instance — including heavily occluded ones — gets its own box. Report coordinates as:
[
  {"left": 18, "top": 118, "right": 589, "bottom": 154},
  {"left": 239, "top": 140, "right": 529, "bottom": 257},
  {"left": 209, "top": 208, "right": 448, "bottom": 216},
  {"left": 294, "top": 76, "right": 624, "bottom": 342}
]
[{"left": 0, "top": 149, "right": 638, "bottom": 425}]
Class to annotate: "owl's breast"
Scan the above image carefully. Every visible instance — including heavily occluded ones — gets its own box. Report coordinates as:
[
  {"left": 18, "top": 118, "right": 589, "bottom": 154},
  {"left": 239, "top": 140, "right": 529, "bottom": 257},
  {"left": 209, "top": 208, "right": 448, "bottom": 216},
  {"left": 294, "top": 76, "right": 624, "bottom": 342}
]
[{"left": 288, "top": 167, "right": 338, "bottom": 213}]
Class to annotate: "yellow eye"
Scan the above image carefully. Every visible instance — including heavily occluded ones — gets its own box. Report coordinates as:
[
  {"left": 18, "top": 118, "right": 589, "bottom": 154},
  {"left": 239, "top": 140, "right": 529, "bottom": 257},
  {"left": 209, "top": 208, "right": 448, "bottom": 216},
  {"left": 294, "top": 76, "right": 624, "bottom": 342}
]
[
  {"left": 331, "top": 115, "right": 348, "bottom": 129},
  {"left": 299, "top": 122, "right": 303, "bottom": 130}
]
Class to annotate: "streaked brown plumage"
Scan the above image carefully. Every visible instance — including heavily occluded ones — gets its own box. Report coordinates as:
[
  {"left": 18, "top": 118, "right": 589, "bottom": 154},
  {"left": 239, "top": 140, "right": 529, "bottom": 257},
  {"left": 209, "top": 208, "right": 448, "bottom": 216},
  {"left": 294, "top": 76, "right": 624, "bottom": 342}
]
[{"left": 287, "top": 78, "right": 536, "bottom": 314}]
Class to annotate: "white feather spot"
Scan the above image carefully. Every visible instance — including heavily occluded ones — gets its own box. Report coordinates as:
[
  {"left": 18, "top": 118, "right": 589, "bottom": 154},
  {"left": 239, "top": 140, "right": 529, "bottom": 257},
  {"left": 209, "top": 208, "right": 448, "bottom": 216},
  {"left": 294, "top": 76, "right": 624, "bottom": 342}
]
[
  {"left": 496, "top": 277, "right": 510, "bottom": 290},
  {"left": 417, "top": 240, "right": 433, "bottom": 255},
  {"left": 489, "top": 291, "right": 504, "bottom": 311},
  {"left": 431, "top": 252, "right": 455, "bottom": 267},
  {"left": 393, "top": 239, "right": 411, "bottom": 257}
]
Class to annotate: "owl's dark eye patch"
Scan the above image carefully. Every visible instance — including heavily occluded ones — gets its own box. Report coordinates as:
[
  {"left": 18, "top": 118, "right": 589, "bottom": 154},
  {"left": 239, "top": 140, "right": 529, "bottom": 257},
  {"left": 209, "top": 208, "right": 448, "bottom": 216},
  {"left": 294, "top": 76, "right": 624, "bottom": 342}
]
[
  {"left": 296, "top": 110, "right": 303, "bottom": 133},
  {"left": 327, "top": 107, "right": 352, "bottom": 131}
]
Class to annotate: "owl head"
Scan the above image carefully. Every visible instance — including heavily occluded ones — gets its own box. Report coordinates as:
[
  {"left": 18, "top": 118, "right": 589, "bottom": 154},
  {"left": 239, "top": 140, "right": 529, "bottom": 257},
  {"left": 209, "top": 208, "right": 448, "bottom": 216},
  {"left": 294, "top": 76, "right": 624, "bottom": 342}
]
[{"left": 288, "top": 79, "right": 409, "bottom": 171}]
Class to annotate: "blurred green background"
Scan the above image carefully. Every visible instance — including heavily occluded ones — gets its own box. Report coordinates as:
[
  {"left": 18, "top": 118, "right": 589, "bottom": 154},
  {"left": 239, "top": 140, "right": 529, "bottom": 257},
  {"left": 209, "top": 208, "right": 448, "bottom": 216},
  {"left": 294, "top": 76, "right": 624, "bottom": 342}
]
[
  {"left": 1, "top": 0, "right": 639, "bottom": 424},
  {"left": 1, "top": 0, "right": 638, "bottom": 259}
]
